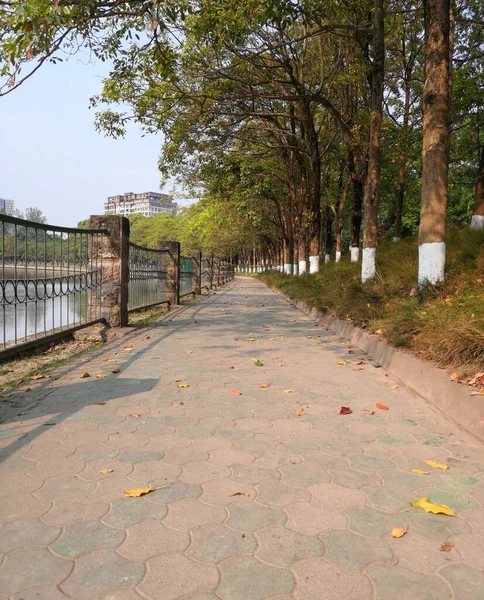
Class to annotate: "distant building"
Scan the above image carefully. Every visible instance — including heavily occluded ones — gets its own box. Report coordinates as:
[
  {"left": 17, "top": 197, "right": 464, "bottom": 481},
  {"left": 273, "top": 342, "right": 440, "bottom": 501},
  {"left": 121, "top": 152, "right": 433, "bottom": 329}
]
[
  {"left": 105, "top": 192, "right": 177, "bottom": 217},
  {"left": 0, "top": 198, "right": 15, "bottom": 215}
]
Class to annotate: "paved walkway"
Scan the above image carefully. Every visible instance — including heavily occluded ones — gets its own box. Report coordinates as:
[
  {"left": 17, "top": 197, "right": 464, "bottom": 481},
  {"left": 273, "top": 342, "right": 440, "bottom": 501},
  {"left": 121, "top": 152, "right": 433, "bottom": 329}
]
[{"left": 1, "top": 278, "right": 484, "bottom": 600}]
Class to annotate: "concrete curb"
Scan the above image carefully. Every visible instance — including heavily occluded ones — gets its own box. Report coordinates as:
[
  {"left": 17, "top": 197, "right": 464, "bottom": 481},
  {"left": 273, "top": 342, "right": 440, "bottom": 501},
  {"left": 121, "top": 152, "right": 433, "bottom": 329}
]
[{"left": 271, "top": 287, "right": 483, "bottom": 443}]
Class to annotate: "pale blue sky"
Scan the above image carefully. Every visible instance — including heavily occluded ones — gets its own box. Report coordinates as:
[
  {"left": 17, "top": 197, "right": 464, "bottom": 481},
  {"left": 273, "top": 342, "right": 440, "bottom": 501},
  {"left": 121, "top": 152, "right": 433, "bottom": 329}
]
[{"left": 0, "top": 56, "right": 180, "bottom": 227}]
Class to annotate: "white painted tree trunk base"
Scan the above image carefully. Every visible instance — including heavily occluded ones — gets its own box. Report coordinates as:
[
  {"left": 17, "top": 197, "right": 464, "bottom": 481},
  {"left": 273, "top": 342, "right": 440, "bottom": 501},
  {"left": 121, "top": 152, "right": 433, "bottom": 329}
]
[
  {"left": 324, "top": 254, "right": 330, "bottom": 264},
  {"left": 309, "top": 255, "right": 320, "bottom": 273},
  {"left": 284, "top": 264, "right": 292, "bottom": 275},
  {"left": 298, "top": 260, "right": 307, "bottom": 275},
  {"left": 418, "top": 242, "right": 446, "bottom": 287},
  {"left": 392, "top": 237, "right": 401, "bottom": 242},
  {"left": 470, "top": 215, "right": 484, "bottom": 229},
  {"left": 361, "top": 248, "right": 376, "bottom": 283},
  {"left": 293, "top": 263, "right": 298, "bottom": 275},
  {"left": 335, "top": 251, "right": 341, "bottom": 263},
  {"left": 350, "top": 247, "right": 359, "bottom": 263}
]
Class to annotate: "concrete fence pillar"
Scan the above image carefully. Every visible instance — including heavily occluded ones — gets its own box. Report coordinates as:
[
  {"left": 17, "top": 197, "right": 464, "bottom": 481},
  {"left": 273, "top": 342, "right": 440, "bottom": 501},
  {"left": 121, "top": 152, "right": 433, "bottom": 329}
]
[
  {"left": 161, "top": 241, "right": 180, "bottom": 306},
  {"left": 89, "top": 215, "right": 129, "bottom": 327},
  {"left": 189, "top": 250, "right": 202, "bottom": 295}
]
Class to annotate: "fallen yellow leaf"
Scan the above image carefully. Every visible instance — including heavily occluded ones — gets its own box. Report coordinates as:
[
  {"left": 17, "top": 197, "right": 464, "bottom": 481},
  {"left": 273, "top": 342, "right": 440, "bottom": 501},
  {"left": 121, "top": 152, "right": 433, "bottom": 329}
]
[
  {"left": 283, "top": 389, "right": 295, "bottom": 393},
  {"left": 231, "top": 389, "right": 243, "bottom": 395},
  {"left": 425, "top": 460, "right": 449, "bottom": 470},
  {"left": 412, "top": 469, "right": 430, "bottom": 475},
  {"left": 258, "top": 383, "right": 271, "bottom": 388},
  {"left": 296, "top": 408, "right": 305, "bottom": 416},
  {"left": 246, "top": 338, "right": 256, "bottom": 341},
  {"left": 335, "top": 360, "right": 347, "bottom": 366},
  {"left": 177, "top": 384, "right": 190, "bottom": 388},
  {"left": 124, "top": 488, "right": 154, "bottom": 498},
  {"left": 32, "top": 373, "right": 50, "bottom": 380},
  {"left": 96, "top": 374, "right": 106, "bottom": 379},
  {"left": 99, "top": 469, "right": 113, "bottom": 474},
  {"left": 80, "top": 372, "right": 90, "bottom": 379},
  {"left": 410, "top": 497, "right": 455, "bottom": 516},
  {"left": 391, "top": 528, "right": 407, "bottom": 538}
]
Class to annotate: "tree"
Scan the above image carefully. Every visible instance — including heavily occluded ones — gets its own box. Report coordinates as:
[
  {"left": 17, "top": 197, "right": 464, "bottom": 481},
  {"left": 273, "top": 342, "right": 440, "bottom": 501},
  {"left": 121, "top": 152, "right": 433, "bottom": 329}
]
[
  {"left": 24, "top": 207, "right": 47, "bottom": 224},
  {"left": 418, "top": 0, "right": 451, "bottom": 286}
]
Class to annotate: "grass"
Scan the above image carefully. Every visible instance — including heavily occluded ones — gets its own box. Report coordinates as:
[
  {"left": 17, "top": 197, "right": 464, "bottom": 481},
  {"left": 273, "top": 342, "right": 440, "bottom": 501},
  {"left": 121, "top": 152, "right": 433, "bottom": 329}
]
[
  {"left": 259, "top": 226, "right": 484, "bottom": 378},
  {"left": 0, "top": 339, "right": 104, "bottom": 392}
]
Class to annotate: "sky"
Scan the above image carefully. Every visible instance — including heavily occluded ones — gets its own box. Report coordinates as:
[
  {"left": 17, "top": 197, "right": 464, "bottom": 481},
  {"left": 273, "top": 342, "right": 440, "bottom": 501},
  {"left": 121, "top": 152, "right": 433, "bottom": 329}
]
[{"left": 0, "top": 55, "right": 184, "bottom": 227}]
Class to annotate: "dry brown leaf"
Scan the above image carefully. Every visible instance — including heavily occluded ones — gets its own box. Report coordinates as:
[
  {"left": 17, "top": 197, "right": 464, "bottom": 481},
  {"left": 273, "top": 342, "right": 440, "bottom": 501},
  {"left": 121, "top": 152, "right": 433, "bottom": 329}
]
[
  {"left": 112, "top": 367, "right": 120, "bottom": 374},
  {"left": 258, "top": 383, "right": 271, "bottom": 388},
  {"left": 24, "top": 387, "right": 32, "bottom": 392},
  {"left": 296, "top": 408, "right": 305, "bottom": 416},
  {"left": 32, "top": 373, "right": 50, "bottom": 380},
  {"left": 450, "top": 372, "right": 460, "bottom": 382},
  {"left": 362, "top": 409, "right": 374, "bottom": 416},
  {"left": 230, "top": 492, "right": 249, "bottom": 497},
  {"left": 391, "top": 528, "right": 407, "bottom": 538},
  {"left": 80, "top": 372, "right": 91, "bottom": 379},
  {"left": 93, "top": 402, "right": 106, "bottom": 406},
  {"left": 104, "top": 359, "right": 117, "bottom": 363},
  {"left": 124, "top": 488, "right": 154, "bottom": 498},
  {"left": 335, "top": 360, "right": 347, "bottom": 366},
  {"left": 339, "top": 406, "right": 353, "bottom": 415},
  {"left": 96, "top": 374, "right": 106, "bottom": 379},
  {"left": 440, "top": 540, "right": 454, "bottom": 552},
  {"left": 231, "top": 389, "right": 242, "bottom": 395},
  {"left": 175, "top": 378, "right": 182, "bottom": 382},
  {"left": 469, "top": 372, "right": 484, "bottom": 386},
  {"left": 128, "top": 413, "right": 142, "bottom": 418}
]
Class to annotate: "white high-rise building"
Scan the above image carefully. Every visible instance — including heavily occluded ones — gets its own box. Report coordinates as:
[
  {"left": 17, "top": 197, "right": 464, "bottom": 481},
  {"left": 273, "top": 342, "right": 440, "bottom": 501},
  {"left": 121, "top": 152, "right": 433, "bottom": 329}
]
[
  {"left": 0, "top": 198, "right": 15, "bottom": 215},
  {"left": 105, "top": 192, "right": 177, "bottom": 217}
]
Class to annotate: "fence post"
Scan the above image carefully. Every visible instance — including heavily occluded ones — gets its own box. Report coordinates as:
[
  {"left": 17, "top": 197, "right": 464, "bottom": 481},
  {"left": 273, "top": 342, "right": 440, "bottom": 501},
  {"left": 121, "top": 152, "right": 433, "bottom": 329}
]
[
  {"left": 189, "top": 250, "right": 202, "bottom": 295},
  {"left": 162, "top": 241, "right": 180, "bottom": 306},
  {"left": 89, "top": 215, "right": 129, "bottom": 327},
  {"left": 213, "top": 257, "right": 220, "bottom": 287},
  {"left": 208, "top": 253, "right": 214, "bottom": 289}
]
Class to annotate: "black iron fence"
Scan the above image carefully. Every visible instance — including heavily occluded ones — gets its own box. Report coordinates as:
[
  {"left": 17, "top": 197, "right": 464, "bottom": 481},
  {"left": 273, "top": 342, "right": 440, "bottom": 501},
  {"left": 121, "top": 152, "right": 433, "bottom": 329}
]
[
  {"left": 128, "top": 243, "right": 169, "bottom": 311},
  {"left": 0, "top": 213, "right": 105, "bottom": 353},
  {"left": 180, "top": 256, "right": 195, "bottom": 298},
  {"left": 1, "top": 213, "right": 235, "bottom": 358}
]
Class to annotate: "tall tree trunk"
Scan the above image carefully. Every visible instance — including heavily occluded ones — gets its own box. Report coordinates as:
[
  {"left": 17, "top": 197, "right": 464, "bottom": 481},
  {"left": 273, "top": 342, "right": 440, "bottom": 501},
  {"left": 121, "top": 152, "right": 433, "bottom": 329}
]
[
  {"left": 361, "top": 0, "right": 385, "bottom": 283},
  {"left": 301, "top": 103, "right": 322, "bottom": 273},
  {"left": 394, "top": 159, "right": 406, "bottom": 241},
  {"left": 348, "top": 149, "right": 364, "bottom": 262},
  {"left": 471, "top": 151, "right": 484, "bottom": 229},
  {"left": 418, "top": 0, "right": 450, "bottom": 286},
  {"left": 298, "top": 228, "right": 307, "bottom": 274},
  {"left": 324, "top": 204, "right": 334, "bottom": 264},
  {"left": 283, "top": 238, "right": 294, "bottom": 274}
]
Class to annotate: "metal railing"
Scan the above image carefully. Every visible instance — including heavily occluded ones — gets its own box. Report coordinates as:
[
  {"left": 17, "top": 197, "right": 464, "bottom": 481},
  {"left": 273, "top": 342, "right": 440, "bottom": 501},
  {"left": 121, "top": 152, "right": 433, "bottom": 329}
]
[
  {"left": 1, "top": 213, "right": 105, "bottom": 354},
  {"left": 128, "top": 242, "right": 169, "bottom": 311},
  {"left": 180, "top": 256, "right": 195, "bottom": 298},
  {"left": 201, "top": 257, "right": 210, "bottom": 289}
]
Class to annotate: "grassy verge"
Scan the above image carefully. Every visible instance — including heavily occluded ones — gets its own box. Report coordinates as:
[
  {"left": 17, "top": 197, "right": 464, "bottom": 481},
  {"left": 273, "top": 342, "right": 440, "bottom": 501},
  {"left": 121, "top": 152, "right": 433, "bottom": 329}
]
[
  {"left": 0, "top": 339, "right": 104, "bottom": 392},
  {"left": 259, "top": 227, "right": 484, "bottom": 379}
]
